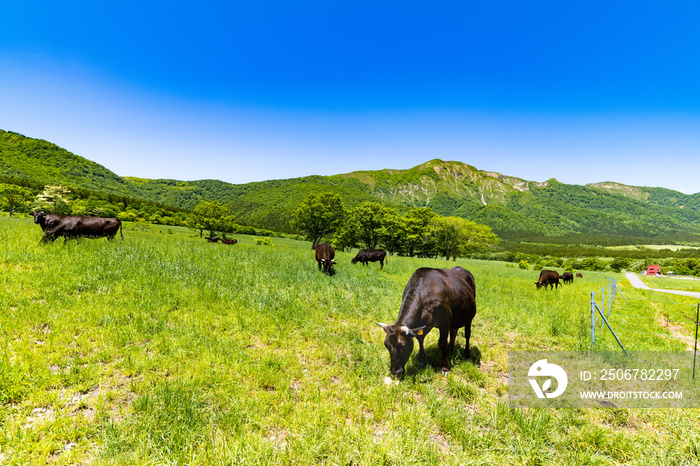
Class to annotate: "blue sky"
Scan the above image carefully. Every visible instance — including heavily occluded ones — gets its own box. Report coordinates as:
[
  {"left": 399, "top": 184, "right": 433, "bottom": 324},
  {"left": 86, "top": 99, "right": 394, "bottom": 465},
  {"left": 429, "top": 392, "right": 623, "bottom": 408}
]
[{"left": 1, "top": 1, "right": 700, "bottom": 193}]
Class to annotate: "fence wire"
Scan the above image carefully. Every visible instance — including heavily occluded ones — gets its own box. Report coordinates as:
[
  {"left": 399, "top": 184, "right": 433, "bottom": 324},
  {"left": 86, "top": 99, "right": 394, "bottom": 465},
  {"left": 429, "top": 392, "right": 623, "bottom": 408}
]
[{"left": 590, "top": 278, "right": 700, "bottom": 349}]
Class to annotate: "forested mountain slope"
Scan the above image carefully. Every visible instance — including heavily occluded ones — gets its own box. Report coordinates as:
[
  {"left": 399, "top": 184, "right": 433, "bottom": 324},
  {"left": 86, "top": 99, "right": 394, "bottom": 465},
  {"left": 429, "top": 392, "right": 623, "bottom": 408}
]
[
  {"left": 3, "top": 128, "right": 700, "bottom": 240},
  {"left": 0, "top": 130, "right": 141, "bottom": 198}
]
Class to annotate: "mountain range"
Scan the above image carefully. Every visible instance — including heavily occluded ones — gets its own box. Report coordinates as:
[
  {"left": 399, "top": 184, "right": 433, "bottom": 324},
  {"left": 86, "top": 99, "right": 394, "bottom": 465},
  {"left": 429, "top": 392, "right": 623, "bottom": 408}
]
[{"left": 2, "top": 128, "right": 700, "bottom": 242}]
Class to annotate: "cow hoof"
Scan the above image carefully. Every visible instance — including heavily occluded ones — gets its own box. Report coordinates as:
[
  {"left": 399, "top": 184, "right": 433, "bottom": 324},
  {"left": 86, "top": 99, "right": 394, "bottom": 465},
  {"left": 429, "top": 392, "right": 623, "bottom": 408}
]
[{"left": 441, "top": 368, "right": 450, "bottom": 376}]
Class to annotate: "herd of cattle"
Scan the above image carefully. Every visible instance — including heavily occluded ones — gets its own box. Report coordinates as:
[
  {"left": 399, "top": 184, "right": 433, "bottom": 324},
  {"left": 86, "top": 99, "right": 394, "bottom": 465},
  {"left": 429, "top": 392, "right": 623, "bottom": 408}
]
[
  {"left": 206, "top": 236, "right": 238, "bottom": 245},
  {"left": 534, "top": 269, "right": 582, "bottom": 289},
  {"left": 314, "top": 243, "right": 387, "bottom": 276},
  {"left": 30, "top": 212, "right": 581, "bottom": 377}
]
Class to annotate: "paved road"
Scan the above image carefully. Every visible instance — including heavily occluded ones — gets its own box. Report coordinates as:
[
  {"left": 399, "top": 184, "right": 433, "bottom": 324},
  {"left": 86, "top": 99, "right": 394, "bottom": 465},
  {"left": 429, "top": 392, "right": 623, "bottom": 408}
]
[{"left": 625, "top": 272, "right": 700, "bottom": 299}]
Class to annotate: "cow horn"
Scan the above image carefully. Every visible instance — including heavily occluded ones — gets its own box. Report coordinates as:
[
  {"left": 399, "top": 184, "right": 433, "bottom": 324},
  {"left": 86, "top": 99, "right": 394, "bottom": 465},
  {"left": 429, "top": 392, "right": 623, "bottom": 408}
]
[
  {"left": 376, "top": 322, "right": 389, "bottom": 331},
  {"left": 400, "top": 326, "right": 410, "bottom": 335}
]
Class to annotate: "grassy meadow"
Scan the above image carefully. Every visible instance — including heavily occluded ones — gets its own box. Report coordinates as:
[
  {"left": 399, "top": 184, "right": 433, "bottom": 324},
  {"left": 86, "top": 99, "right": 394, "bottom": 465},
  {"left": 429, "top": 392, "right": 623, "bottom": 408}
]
[
  {"left": 1, "top": 217, "right": 700, "bottom": 465},
  {"left": 607, "top": 245, "right": 700, "bottom": 252},
  {"left": 641, "top": 275, "right": 700, "bottom": 293}
]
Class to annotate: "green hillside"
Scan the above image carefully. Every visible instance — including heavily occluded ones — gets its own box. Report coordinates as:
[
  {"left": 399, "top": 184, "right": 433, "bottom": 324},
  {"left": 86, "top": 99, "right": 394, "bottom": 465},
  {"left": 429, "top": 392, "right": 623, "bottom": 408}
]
[
  {"left": 3, "top": 128, "right": 700, "bottom": 242},
  {"left": 125, "top": 176, "right": 392, "bottom": 232},
  {"left": 0, "top": 130, "right": 140, "bottom": 198}
]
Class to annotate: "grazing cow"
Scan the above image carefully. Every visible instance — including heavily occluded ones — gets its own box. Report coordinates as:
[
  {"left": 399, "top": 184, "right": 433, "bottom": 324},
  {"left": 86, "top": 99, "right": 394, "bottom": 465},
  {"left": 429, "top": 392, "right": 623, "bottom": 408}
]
[
  {"left": 575, "top": 272, "right": 583, "bottom": 278},
  {"left": 315, "top": 243, "right": 336, "bottom": 276},
  {"left": 32, "top": 211, "right": 68, "bottom": 232},
  {"left": 40, "top": 215, "right": 123, "bottom": 242},
  {"left": 535, "top": 270, "right": 560, "bottom": 290},
  {"left": 221, "top": 238, "right": 238, "bottom": 245},
  {"left": 377, "top": 267, "right": 476, "bottom": 376},
  {"left": 206, "top": 236, "right": 220, "bottom": 243},
  {"left": 561, "top": 272, "right": 574, "bottom": 284},
  {"left": 351, "top": 249, "right": 387, "bottom": 270}
]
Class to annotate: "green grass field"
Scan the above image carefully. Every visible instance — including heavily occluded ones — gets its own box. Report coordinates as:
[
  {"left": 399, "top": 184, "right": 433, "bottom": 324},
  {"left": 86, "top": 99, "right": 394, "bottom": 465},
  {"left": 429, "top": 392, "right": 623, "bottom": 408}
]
[
  {"left": 641, "top": 275, "right": 700, "bottom": 293},
  {"left": 606, "top": 244, "right": 700, "bottom": 251},
  {"left": 1, "top": 217, "right": 699, "bottom": 465}
]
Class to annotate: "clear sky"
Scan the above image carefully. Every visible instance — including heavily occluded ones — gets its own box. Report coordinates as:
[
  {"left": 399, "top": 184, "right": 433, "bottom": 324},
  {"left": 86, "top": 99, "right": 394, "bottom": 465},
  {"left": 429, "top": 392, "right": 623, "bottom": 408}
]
[{"left": 2, "top": 1, "right": 700, "bottom": 194}]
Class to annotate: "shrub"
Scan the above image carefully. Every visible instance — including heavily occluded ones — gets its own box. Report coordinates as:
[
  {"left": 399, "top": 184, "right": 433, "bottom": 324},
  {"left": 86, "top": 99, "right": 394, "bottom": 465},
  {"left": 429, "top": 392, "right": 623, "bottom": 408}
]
[
  {"left": 581, "top": 257, "right": 607, "bottom": 272},
  {"left": 253, "top": 236, "right": 274, "bottom": 246},
  {"left": 629, "top": 260, "right": 646, "bottom": 272}
]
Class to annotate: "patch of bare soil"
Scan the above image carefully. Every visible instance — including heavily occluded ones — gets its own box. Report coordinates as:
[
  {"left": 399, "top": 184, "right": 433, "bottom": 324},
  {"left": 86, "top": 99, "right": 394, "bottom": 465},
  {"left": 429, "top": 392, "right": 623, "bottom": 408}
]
[{"left": 656, "top": 312, "right": 697, "bottom": 352}]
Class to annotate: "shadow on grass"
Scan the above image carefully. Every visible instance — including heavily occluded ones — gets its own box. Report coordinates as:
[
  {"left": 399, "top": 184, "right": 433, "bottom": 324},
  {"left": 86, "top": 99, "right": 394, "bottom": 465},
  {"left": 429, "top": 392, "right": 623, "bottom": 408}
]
[{"left": 404, "top": 344, "right": 482, "bottom": 379}]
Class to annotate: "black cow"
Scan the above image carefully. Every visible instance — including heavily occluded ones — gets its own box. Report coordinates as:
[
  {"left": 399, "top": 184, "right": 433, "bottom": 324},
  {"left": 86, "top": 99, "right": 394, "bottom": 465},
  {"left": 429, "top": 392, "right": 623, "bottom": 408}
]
[
  {"left": 377, "top": 267, "right": 476, "bottom": 376},
  {"left": 561, "top": 272, "right": 574, "bottom": 284},
  {"left": 40, "top": 215, "right": 123, "bottom": 242},
  {"left": 575, "top": 272, "right": 583, "bottom": 278},
  {"left": 206, "top": 236, "right": 220, "bottom": 243},
  {"left": 33, "top": 211, "right": 68, "bottom": 232},
  {"left": 351, "top": 249, "right": 387, "bottom": 270},
  {"left": 221, "top": 238, "right": 237, "bottom": 245},
  {"left": 315, "top": 243, "right": 336, "bottom": 276},
  {"left": 535, "top": 270, "right": 560, "bottom": 290}
]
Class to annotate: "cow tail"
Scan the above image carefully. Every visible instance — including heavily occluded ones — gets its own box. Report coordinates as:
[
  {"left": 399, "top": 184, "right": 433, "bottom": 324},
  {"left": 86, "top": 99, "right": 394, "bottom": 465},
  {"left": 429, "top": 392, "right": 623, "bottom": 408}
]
[{"left": 120, "top": 221, "right": 124, "bottom": 241}]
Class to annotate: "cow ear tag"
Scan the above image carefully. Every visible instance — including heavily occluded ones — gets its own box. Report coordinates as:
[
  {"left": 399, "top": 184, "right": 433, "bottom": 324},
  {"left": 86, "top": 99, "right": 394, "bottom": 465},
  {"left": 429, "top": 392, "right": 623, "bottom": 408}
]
[{"left": 417, "top": 330, "right": 423, "bottom": 336}]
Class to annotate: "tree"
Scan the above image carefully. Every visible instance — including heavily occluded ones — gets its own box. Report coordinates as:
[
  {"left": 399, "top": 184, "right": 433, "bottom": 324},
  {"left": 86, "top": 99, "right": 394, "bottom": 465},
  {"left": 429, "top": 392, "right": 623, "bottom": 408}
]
[
  {"left": 191, "top": 201, "right": 235, "bottom": 238},
  {"left": 334, "top": 216, "right": 360, "bottom": 251},
  {"left": 429, "top": 216, "right": 499, "bottom": 261},
  {"left": 0, "top": 184, "right": 33, "bottom": 217},
  {"left": 580, "top": 257, "right": 607, "bottom": 272},
  {"left": 290, "top": 193, "right": 346, "bottom": 248},
  {"left": 610, "top": 257, "right": 632, "bottom": 272},
  {"left": 378, "top": 211, "right": 405, "bottom": 255},
  {"left": 403, "top": 207, "right": 437, "bottom": 256},
  {"left": 34, "top": 185, "right": 72, "bottom": 214},
  {"left": 429, "top": 217, "right": 463, "bottom": 261},
  {"left": 344, "top": 202, "right": 396, "bottom": 250}
]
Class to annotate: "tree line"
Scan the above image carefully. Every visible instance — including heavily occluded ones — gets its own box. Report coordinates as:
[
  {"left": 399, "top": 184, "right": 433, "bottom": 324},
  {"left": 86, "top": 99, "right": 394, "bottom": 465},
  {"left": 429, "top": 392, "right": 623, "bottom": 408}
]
[
  {"left": 0, "top": 182, "right": 190, "bottom": 227},
  {"left": 290, "top": 193, "right": 499, "bottom": 260},
  {"left": 0, "top": 182, "right": 297, "bottom": 240}
]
